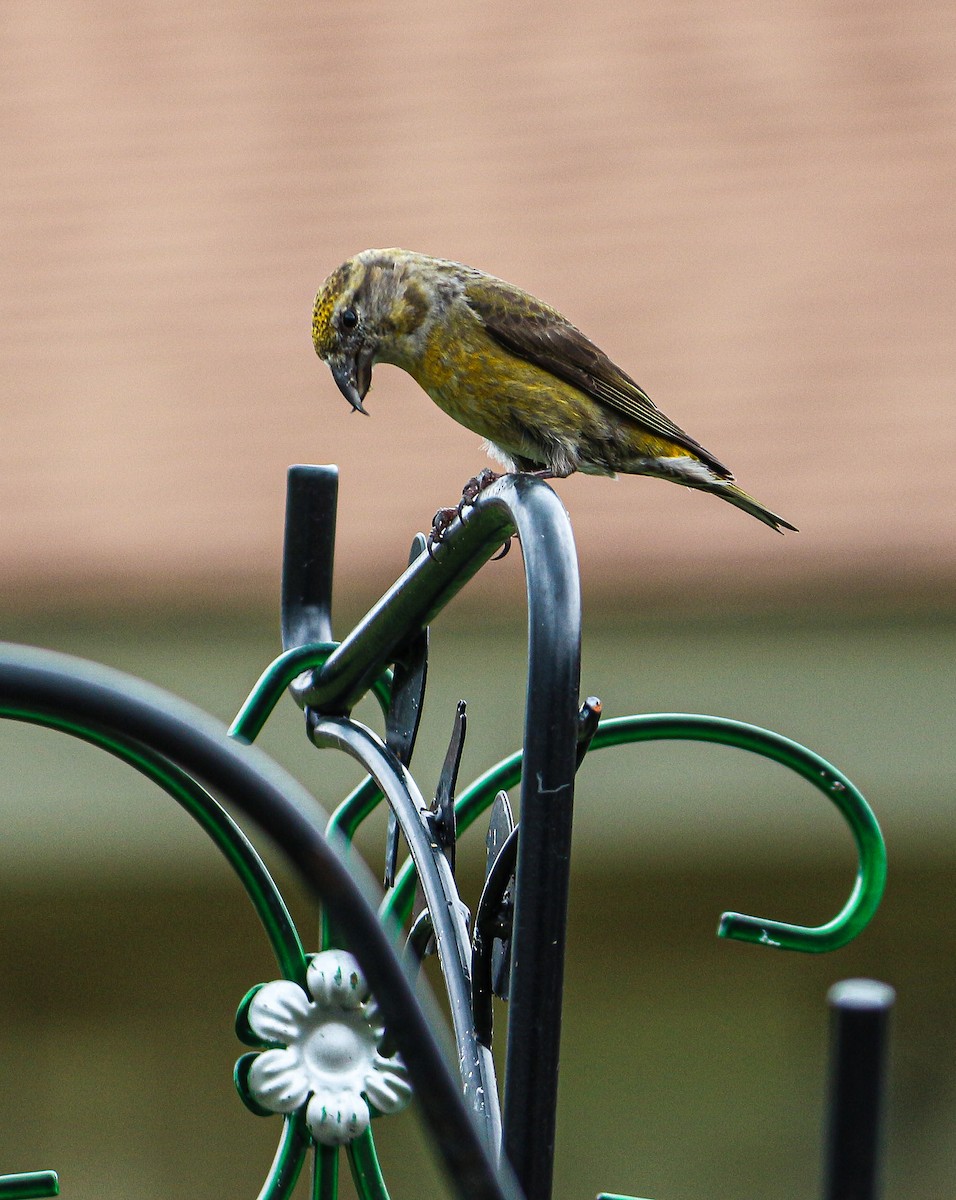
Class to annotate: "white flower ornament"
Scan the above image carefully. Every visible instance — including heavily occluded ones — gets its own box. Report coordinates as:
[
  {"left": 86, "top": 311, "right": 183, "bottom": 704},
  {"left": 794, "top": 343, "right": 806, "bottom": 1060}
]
[{"left": 235, "top": 949, "right": 411, "bottom": 1146}]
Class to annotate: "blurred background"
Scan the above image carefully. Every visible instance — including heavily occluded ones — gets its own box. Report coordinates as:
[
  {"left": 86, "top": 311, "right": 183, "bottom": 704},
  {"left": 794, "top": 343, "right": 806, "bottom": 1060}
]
[{"left": 0, "top": 2, "right": 954, "bottom": 1197}]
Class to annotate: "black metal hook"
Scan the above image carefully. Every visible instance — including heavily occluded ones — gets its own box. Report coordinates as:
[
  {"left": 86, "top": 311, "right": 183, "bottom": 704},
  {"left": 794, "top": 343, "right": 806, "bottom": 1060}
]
[
  {"left": 411, "top": 699, "right": 467, "bottom": 954},
  {"left": 383, "top": 558, "right": 430, "bottom": 888},
  {"left": 473, "top": 802, "right": 518, "bottom": 1048},
  {"left": 431, "top": 699, "right": 466, "bottom": 873},
  {"left": 270, "top": 470, "right": 583, "bottom": 1200}
]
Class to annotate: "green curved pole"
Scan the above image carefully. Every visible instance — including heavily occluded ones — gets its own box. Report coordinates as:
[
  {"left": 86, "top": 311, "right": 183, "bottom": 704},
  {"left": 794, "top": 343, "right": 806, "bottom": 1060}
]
[
  {"left": 256, "top": 1113, "right": 311, "bottom": 1200},
  {"left": 0, "top": 707, "right": 311, "bottom": 1200},
  {"left": 313, "top": 1145, "right": 340, "bottom": 1200},
  {"left": 229, "top": 643, "right": 392, "bottom": 744},
  {"left": 383, "top": 713, "right": 886, "bottom": 953},
  {"left": 231, "top": 641, "right": 394, "bottom": 954},
  {"left": 346, "top": 1130, "right": 392, "bottom": 1200},
  {"left": 595, "top": 714, "right": 885, "bottom": 951},
  {"left": 0, "top": 703, "right": 402, "bottom": 1200},
  {"left": 1, "top": 708, "right": 307, "bottom": 983}
]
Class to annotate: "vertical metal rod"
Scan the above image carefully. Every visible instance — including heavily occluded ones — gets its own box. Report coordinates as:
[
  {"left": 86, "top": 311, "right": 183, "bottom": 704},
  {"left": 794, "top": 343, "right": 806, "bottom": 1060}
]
[
  {"left": 500, "top": 482, "right": 582, "bottom": 1200},
  {"left": 281, "top": 465, "right": 339, "bottom": 650},
  {"left": 823, "top": 978, "right": 895, "bottom": 1200}
]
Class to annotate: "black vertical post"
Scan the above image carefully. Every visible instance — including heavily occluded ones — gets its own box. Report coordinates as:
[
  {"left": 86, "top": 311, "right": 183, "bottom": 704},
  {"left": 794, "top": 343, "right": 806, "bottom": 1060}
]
[
  {"left": 823, "top": 978, "right": 895, "bottom": 1200},
  {"left": 501, "top": 479, "right": 582, "bottom": 1200},
  {"left": 281, "top": 465, "right": 338, "bottom": 650}
]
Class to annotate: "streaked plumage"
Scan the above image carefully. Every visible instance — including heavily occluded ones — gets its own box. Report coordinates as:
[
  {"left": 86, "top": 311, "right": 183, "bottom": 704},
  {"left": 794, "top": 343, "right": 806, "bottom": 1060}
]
[{"left": 312, "top": 248, "right": 796, "bottom": 532}]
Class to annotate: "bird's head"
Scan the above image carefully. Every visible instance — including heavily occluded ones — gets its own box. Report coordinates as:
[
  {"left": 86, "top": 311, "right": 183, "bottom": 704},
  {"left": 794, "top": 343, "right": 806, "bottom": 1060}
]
[{"left": 312, "top": 249, "right": 438, "bottom": 415}]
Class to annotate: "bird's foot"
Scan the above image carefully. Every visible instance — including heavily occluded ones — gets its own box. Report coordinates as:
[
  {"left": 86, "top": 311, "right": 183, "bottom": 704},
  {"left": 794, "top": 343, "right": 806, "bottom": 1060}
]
[
  {"left": 456, "top": 468, "right": 501, "bottom": 517},
  {"left": 457, "top": 468, "right": 514, "bottom": 559},
  {"left": 427, "top": 506, "right": 459, "bottom": 559},
  {"left": 458, "top": 469, "right": 518, "bottom": 560},
  {"left": 427, "top": 470, "right": 515, "bottom": 560}
]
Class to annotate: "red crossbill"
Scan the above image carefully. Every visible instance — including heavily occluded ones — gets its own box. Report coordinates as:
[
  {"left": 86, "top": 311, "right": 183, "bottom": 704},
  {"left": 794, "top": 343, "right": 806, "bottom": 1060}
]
[{"left": 312, "top": 248, "right": 796, "bottom": 533}]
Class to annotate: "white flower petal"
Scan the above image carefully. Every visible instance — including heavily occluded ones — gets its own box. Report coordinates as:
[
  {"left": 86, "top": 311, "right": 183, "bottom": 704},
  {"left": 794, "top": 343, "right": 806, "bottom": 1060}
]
[
  {"left": 361, "top": 997, "right": 386, "bottom": 1043},
  {"left": 247, "top": 980, "right": 314, "bottom": 1044},
  {"left": 306, "top": 1090, "right": 370, "bottom": 1146},
  {"left": 364, "top": 1056, "right": 412, "bottom": 1115},
  {"left": 307, "top": 950, "right": 368, "bottom": 1010},
  {"left": 247, "top": 1047, "right": 310, "bottom": 1114}
]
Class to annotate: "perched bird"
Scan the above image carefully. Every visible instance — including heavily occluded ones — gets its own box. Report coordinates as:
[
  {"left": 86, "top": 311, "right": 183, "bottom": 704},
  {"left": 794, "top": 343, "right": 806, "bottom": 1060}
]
[{"left": 312, "top": 249, "right": 796, "bottom": 533}]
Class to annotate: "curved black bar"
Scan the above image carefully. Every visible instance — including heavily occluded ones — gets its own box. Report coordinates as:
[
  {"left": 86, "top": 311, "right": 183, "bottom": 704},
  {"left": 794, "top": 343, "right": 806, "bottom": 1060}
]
[
  {"left": 308, "top": 711, "right": 501, "bottom": 1151},
  {"left": 281, "top": 465, "right": 338, "bottom": 651},
  {"left": 0, "top": 644, "right": 521, "bottom": 1200}
]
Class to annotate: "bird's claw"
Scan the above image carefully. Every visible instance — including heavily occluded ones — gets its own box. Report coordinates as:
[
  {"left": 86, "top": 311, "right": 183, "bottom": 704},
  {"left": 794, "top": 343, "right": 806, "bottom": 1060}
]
[
  {"left": 457, "top": 468, "right": 501, "bottom": 515},
  {"left": 428, "top": 470, "right": 514, "bottom": 561},
  {"left": 427, "top": 506, "right": 458, "bottom": 559},
  {"left": 461, "top": 471, "right": 517, "bottom": 559}
]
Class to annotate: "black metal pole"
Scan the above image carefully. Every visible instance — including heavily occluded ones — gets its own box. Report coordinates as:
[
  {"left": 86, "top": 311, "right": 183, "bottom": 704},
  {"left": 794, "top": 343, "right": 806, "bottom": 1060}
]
[
  {"left": 823, "top": 978, "right": 895, "bottom": 1200},
  {"left": 499, "top": 484, "right": 581, "bottom": 1200},
  {"left": 277, "top": 470, "right": 583, "bottom": 1200},
  {"left": 281, "top": 465, "right": 338, "bottom": 650}
]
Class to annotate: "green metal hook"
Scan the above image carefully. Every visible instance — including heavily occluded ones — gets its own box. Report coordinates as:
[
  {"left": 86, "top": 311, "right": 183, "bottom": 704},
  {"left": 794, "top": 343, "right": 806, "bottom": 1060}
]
[
  {"left": 228, "top": 642, "right": 392, "bottom": 744},
  {"left": 383, "top": 712, "right": 886, "bottom": 954},
  {"left": 579, "top": 713, "right": 886, "bottom": 953},
  {"left": 229, "top": 642, "right": 339, "bottom": 742}
]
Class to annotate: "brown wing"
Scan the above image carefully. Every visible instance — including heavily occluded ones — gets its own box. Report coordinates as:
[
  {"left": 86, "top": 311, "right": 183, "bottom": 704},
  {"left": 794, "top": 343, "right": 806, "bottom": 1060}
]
[{"left": 464, "top": 275, "right": 731, "bottom": 478}]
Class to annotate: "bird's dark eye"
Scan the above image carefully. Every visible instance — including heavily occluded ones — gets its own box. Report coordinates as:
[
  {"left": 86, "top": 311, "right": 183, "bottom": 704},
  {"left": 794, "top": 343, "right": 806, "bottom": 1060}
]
[{"left": 340, "top": 307, "right": 358, "bottom": 330}]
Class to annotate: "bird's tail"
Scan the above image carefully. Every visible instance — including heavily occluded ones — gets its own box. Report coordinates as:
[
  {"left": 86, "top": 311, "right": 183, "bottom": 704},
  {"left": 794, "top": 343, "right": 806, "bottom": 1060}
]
[
  {"left": 710, "top": 480, "right": 798, "bottom": 533},
  {"left": 637, "top": 453, "right": 798, "bottom": 532}
]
